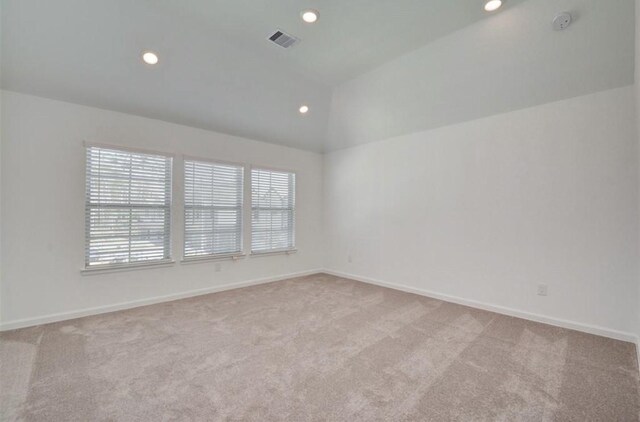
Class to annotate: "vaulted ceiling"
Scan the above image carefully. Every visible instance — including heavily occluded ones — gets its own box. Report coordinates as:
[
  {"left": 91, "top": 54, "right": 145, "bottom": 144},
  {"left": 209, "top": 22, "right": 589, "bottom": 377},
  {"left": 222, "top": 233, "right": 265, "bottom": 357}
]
[{"left": 1, "top": 0, "right": 635, "bottom": 151}]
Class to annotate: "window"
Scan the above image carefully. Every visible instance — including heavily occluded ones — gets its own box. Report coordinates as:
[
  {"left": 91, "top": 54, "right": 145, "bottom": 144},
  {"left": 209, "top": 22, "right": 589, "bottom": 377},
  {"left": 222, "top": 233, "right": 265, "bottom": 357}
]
[
  {"left": 85, "top": 146, "right": 172, "bottom": 268},
  {"left": 251, "top": 168, "right": 295, "bottom": 253},
  {"left": 184, "top": 160, "right": 244, "bottom": 259}
]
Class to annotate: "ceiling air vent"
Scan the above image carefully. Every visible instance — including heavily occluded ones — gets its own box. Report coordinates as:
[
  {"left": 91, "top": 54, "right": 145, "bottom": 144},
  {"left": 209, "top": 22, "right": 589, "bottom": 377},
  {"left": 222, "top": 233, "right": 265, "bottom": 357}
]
[{"left": 268, "top": 30, "right": 299, "bottom": 49}]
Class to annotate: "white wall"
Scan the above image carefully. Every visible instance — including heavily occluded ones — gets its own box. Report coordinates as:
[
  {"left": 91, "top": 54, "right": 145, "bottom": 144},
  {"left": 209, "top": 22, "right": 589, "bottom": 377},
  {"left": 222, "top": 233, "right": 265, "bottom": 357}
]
[
  {"left": 0, "top": 86, "right": 2, "bottom": 325},
  {"left": 0, "top": 90, "right": 324, "bottom": 328},
  {"left": 635, "top": 0, "right": 640, "bottom": 342},
  {"left": 0, "top": 4, "right": 4, "bottom": 325},
  {"left": 324, "top": 86, "right": 639, "bottom": 337}
]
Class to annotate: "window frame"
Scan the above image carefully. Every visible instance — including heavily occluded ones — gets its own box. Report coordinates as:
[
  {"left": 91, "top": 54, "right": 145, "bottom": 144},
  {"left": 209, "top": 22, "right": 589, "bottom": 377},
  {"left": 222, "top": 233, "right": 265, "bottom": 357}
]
[
  {"left": 182, "top": 156, "right": 246, "bottom": 262},
  {"left": 249, "top": 165, "right": 297, "bottom": 255},
  {"left": 83, "top": 142, "right": 175, "bottom": 272}
]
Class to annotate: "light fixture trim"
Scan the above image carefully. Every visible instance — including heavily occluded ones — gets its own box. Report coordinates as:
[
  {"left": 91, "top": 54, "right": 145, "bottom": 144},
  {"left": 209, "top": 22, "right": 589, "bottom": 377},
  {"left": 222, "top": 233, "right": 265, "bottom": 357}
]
[
  {"left": 299, "top": 105, "right": 309, "bottom": 114},
  {"left": 301, "top": 9, "right": 319, "bottom": 23},
  {"left": 484, "top": 0, "right": 503, "bottom": 12},
  {"left": 142, "top": 51, "right": 159, "bottom": 65}
]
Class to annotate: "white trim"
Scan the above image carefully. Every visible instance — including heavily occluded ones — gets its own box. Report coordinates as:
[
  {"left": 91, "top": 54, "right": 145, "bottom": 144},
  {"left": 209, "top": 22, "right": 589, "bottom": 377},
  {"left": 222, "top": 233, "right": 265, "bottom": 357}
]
[
  {"left": 83, "top": 140, "right": 175, "bottom": 157},
  {"left": 181, "top": 253, "right": 246, "bottom": 264},
  {"left": 182, "top": 154, "right": 247, "bottom": 169},
  {"left": 249, "top": 163, "right": 298, "bottom": 176},
  {"left": 636, "top": 337, "right": 640, "bottom": 372},
  {"left": 6, "top": 266, "right": 640, "bottom": 352},
  {"left": 0, "top": 269, "right": 322, "bottom": 331},
  {"left": 322, "top": 269, "right": 638, "bottom": 343},
  {"left": 250, "top": 249, "right": 297, "bottom": 257},
  {"left": 81, "top": 260, "right": 176, "bottom": 275}
]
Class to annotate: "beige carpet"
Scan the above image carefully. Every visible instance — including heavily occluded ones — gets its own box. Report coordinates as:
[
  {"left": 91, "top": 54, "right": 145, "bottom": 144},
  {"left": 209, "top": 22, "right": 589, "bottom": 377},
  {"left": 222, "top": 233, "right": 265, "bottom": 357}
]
[{"left": 1, "top": 273, "right": 638, "bottom": 421}]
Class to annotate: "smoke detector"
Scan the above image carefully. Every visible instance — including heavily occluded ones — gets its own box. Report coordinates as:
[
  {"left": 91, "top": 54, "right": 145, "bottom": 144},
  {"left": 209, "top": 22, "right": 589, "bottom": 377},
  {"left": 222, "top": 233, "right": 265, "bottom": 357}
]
[{"left": 552, "top": 12, "right": 572, "bottom": 31}]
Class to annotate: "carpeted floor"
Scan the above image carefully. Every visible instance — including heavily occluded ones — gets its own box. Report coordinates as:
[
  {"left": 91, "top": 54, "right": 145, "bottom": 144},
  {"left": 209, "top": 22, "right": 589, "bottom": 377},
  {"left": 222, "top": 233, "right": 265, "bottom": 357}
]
[{"left": 1, "top": 273, "right": 639, "bottom": 421}]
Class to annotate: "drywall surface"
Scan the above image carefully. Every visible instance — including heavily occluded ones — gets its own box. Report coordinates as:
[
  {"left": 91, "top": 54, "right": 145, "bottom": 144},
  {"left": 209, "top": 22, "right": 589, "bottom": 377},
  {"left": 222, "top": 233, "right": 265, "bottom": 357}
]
[
  {"left": 0, "top": 3, "right": 3, "bottom": 325},
  {"left": 635, "top": 0, "right": 640, "bottom": 342},
  {"left": 324, "top": 86, "right": 639, "bottom": 336},
  {"left": 327, "top": 0, "right": 635, "bottom": 150},
  {"left": 0, "top": 91, "right": 324, "bottom": 327},
  {"left": 0, "top": 92, "right": 2, "bottom": 326}
]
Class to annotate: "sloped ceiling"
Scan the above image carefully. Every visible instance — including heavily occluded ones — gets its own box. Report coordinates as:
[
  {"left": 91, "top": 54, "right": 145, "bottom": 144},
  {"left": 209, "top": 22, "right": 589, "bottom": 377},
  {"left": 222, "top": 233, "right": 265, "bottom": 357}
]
[
  {"left": 1, "top": 0, "right": 331, "bottom": 151},
  {"left": 327, "top": 0, "right": 636, "bottom": 149},
  {"left": 1, "top": 0, "right": 635, "bottom": 151}
]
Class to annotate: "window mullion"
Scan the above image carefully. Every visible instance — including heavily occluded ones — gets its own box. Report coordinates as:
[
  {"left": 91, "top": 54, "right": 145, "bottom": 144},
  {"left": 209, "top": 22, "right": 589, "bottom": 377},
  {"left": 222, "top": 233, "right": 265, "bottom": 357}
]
[{"left": 127, "top": 154, "right": 133, "bottom": 264}]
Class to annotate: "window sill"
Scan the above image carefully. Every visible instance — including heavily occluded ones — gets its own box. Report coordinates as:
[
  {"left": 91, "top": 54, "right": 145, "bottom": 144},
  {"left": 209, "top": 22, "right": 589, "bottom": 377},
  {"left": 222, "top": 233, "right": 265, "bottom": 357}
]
[
  {"left": 250, "top": 249, "right": 297, "bottom": 257},
  {"left": 81, "top": 260, "right": 175, "bottom": 275},
  {"left": 181, "top": 253, "right": 246, "bottom": 265}
]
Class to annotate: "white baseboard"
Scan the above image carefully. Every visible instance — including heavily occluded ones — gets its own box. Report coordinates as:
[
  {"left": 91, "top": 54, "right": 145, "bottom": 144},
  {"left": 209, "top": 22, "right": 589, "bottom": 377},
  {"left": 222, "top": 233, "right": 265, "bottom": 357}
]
[
  {"left": 0, "top": 269, "right": 323, "bottom": 331},
  {"left": 3, "top": 267, "right": 638, "bottom": 351},
  {"left": 322, "top": 269, "right": 639, "bottom": 344},
  {"left": 637, "top": 338, "right": 640, "bottom": 370}
]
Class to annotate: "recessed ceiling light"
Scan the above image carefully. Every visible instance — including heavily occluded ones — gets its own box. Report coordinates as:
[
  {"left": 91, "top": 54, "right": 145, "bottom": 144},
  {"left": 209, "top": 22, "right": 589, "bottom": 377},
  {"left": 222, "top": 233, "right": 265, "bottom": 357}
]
[
  {"left": 301, "top": 9, "right": 319, "bottom": 23},
  {"left": 484, "top": 0, "right": 503, "bottom": 12},
  {"left": 142, "top": 51, "right": 159, "bottom": 65},
  {"left": 299, "top": 105, "right": 309, "bottom": 114}
]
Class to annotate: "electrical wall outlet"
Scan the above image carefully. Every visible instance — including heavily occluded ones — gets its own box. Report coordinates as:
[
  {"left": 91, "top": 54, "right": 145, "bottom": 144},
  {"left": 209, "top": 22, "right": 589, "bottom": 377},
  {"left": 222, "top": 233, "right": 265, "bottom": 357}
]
[
  {"left": 214, "top": 263, "right": 222, "bottom": 272},
  {"left": 537, "top": 284, "right": 548, "bottom": 296}
]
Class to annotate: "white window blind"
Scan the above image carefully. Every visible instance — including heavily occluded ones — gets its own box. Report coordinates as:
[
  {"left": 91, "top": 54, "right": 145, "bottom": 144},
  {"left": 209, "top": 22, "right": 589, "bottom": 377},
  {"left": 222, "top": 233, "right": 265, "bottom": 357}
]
[
  {"left": 85, "top": 146, "right": 172, "bottom": 268},
  {"left": 251, "top": 168, "right": 295, "bottom": 253},
  {"left": 184, "top": 160, "right": 244, "bottom": 258}
]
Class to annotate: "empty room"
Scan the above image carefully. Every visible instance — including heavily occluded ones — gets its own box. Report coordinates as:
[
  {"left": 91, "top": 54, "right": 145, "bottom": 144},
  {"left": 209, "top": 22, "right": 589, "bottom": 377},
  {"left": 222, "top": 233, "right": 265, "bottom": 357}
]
[{"left": 2, "top": 0, "right": 640, "bottom": 420}]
